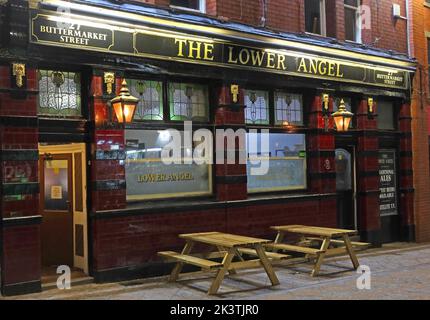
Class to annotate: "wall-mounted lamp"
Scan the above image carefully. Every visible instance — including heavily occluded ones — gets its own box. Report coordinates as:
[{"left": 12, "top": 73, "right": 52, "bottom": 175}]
[
  {"left": 367, "top": 97, "right": 375, "bottom": 119},
  {"left": 12, "top": 63, "right": 26, "bottom": 88},
  {"left": 104, "top": 72, "right": 115, "bottom": 95},
  {"left": 332, "top": 99, "right": 354, "bottom": 132},
  {"left": 110, "top": 80, "right": 138, "bottom": 125},
  {"left": 230, "top": 84, "right": 239, "bottom": 103}
]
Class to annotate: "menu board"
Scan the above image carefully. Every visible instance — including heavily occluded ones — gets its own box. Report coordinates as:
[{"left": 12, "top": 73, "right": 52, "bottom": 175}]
[{"left": 379, "top": 150, "right": 398, "bottom": 216}]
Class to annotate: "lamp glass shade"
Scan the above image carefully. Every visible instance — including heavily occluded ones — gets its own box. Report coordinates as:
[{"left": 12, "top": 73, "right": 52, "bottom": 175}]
[
  {"left": 333, "top": 115, "right": 352, "bottom": 132},
  {"left": 331, "top": 99, "right": 354, "bottom": 132},
  {"left": 110, "top": 80, "right": 138, "bottom": 124}
]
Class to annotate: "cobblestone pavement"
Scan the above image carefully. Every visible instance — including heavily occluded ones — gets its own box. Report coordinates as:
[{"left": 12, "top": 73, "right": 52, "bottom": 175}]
[{"left": 3, "top": 243, "right": 430, "bottom": 300}]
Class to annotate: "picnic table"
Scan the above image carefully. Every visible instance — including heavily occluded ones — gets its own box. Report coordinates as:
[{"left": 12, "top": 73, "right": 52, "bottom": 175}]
[
  {"left": 158, "top": 232, "right": 288, "bottom": 295},
  {"left": 268, "top": 225, "right": 369, "bottom": 277}
]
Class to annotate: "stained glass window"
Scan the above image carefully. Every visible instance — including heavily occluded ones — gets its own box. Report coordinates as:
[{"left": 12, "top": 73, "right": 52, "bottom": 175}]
[
  {"left": 38, "top": 70, "right": 81, "bottom": 117},
  {"left": 245, "top": 90, "right": 270, "bottom": 125},
  {"left": 128, "top": 79, "right": 163, "bottom": 121},
  {"left": 169, "top": 82, "right": 209, "bottom": 121},
  {"left": 274, "top": 92, "right": 303, "bottom": 126}
]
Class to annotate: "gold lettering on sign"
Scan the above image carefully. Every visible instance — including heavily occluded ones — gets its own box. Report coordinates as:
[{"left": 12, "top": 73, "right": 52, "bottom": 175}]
[
  {"left": 297, "top": 58, "right": 344, "bottom": 78},
  {"left": 137, "top": 172, "right": 194, "bottom": 183},
  {"left": 175, "top": 39, "right": 214, "bottom": 61},
  {"left": 227, "top": 47, "right": 287, "bottom": 70},
  {"left": 228, "top": 46, "right": 238, "bottom": 64}
]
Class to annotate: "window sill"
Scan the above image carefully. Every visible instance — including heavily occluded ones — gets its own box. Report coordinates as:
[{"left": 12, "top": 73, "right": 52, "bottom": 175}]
[
  {"left": 90, "top": 193, "right": 336, "bottom": 219},
  {"left": 345, "top": 39, "right": 363, "bottom": 45},
  {"left": 169, "top": 5, "right": 205, "bottom": 14},
  {"left": 424, "top": 2, "right": 430, "bottom": 9}
]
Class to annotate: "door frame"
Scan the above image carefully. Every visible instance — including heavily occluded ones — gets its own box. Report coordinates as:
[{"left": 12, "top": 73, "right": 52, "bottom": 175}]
[
  {"left": 39, "top": 143, "right": 89, "bottom": 274},
  {"left": 335, "top": 138, "right": 358, "bottom": 231}
]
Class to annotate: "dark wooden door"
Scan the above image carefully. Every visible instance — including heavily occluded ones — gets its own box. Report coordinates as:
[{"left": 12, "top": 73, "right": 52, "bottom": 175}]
[
  {"left": 40, "top": 153, "right": 74, "bottom": 267},
  {"left": 335, "top": 147, "right": 356, "bottom": 230}
]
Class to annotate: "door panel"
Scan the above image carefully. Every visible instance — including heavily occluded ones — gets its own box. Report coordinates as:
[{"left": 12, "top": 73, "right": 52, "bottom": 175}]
[
  {"left": 336, "top": 148, "right": 356, "bottom": 230},
  {"left": 40, "top": 154, "right": 74, "bottom": 267}
]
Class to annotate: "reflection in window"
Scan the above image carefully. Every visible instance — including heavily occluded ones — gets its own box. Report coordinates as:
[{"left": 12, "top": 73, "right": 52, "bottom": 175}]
[
  {"left": 305, "top": 0, "right": 326, "bottom": 35},
  {"left": 245, "top": 90, "right": 270, "bottom": 125},
  {"left": 335, "top": 149, "right": 352, "bottom": 191},
  {"left": 128, "top": 79, "right": 163, "bottom": 121},
  {"left": 169, "top": 82, "right": 209, "bottom": 121},
  {"left": 344, "top": 0, "right": 361, "bottom": 43},
  {"left": 125, "top": 129, "right": 212, "bottom": 200},
  {"left": 377, "top": 100, "right": 395, "bottom": 130},
  {"left": 38, "top": 70, "right": 81, "bottom": 116},
  {"left": 274, "top": 92, "right": 303, "bottom": 126},
  {"left": 170, "top": 0, "right": 205, "bottom": 12},
  {"left": 247, "top": 133, "right": 307, "bottom": 192}
]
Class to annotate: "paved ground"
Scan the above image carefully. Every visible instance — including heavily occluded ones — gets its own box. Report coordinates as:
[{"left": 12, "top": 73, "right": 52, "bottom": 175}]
[{"left": 3, "top": 242, "right": 430, "bottom": 300}]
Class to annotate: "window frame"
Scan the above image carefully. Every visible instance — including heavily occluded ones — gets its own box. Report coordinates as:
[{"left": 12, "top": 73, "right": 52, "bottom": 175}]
[
  {"left": 344, "top": 0, "right": 362, "bottom": 43},
  {"left": 123, "top": 73, "right": 214, "bottom": 202},
  {"left": 243, "top": 86, "right": 308, "bottom": 194},
  {"left": 37, "top": 68, "right": 83, "bottom": 118},
  {"left": 170, "top": 0, "right": 206, "bottom": 13},
  {"left": 304, "top": 0, "right": 327, "bottom": 37}
]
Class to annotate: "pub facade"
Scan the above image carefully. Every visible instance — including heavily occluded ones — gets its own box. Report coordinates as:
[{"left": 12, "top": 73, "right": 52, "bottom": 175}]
[{"left": 0, "top": 0, "right": 417, "bottom": 295}]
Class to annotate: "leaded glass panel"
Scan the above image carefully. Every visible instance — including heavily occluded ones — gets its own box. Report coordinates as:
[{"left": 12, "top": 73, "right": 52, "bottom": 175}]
[
  {"left": 168, "top": 82, "right": 209, "bottom": 121},
  {"left": 274, "top": 92, "right": 303, "bottom": 126},
  {"left": 38, "top": 70, "right": 81, "bottom": 117},
  {"left": 245, "top": 90, "right": 269, "bottom": 125},
  {"left": 128, "top": 79, "right": 164, "bottom": 121}
]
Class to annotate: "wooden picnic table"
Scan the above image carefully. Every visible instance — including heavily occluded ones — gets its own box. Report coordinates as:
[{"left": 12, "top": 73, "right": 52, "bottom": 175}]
[
  {"left": 158, "top": 232, "right": 285, "bottom": 295},
  {"left": 269, "top": 225, "right": 368, "bottom": 277}
]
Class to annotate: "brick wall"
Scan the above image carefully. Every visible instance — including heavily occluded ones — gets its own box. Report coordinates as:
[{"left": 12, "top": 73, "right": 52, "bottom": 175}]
[
  {"left": 0, "top": 63, "right": 41, "bottom": 295},
  {"left": 134, "top": 0, "right": 409, "bottom": 55},
  {"left": 410, "top": 0, "right": 430, "bottom": 242},
  {"left": 91, "top": 198, "right": 337, "bottom": 277}
]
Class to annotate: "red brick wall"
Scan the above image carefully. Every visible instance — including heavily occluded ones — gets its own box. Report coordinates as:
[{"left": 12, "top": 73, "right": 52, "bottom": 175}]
[
  {"left": 410, "top": 0, "right": 430, "bottom": 242},
  {"left": 133, "top": 0, "right": 409, "bottom": 55},
  {"left": 91, "top": 198, "right": 337, "bottom": 272}
]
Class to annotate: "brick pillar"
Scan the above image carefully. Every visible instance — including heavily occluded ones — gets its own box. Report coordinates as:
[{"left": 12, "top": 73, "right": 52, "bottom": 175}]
[
  {"left": 307, "top": 93, "right": 336, "bottom": 194},
  {"left": 0, "top": 63, "right": 41, "bottom": 295},
  {"left": 214, "top": 84, "right": 247, "bottom": 201},
  {"left": 399, "top": 101, "right": 415, "bottom": 241},
  {"left": 356, "top": 97, "right": 381, "bottom": 246},
  {"left": 89, "top": 71, "right": 126, "bottom": 212},
  {"left": 307, "top": 92, "right": 337, "bottom": 227}
]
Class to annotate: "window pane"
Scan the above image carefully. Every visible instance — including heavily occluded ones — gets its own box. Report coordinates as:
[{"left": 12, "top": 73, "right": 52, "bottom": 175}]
[
  {"left": 377, "top": 100, "right": 395, "bottom": 130},
  {"left": 128, "top": 79, "right": 163, "bottom": 121},
  {"left": 125, "top": 129, "right": 212, "bottom": 200},
  {"left": 305, "top": 0, "right": 322, "bottom": 34},
  {"left": 171, "top": 0, "right": 200, "bottom": 10},
  {"left": 344, "top": 0, "right": 358, "bottom": 7},
  {"left": 274, "top": 92, "right": 303, "bottom": 126},
  {"left": 245, "top": 90, "right": 269, "bottom": 125},
  {"left": 169, "top": 82, "right": 209, "bottom": 121},
  {"left": 247, "top": 133, "right": 307, "bottom": 192},
  {"left": 344, "top": 7, "right": 357, "bottom": 41},
  {"left": 38, "top": 70, "right": 81, "bottom": 116}
]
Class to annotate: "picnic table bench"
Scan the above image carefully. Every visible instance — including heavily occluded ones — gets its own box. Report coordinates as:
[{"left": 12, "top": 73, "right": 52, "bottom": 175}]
[
  {"left": 158, "top": 232, "right": 289, "bottom": 295},
  {"left": 269, "top": 225, "right": 370, "bottom": 277}
]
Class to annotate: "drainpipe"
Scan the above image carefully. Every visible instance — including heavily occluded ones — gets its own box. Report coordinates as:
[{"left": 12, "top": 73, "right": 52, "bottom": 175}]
[
  {"left": 405, "top": 0, "right": 412, "bottom": 58},
  {"left": 260, "top": 0, "right": 267, "bottom": 28}
]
